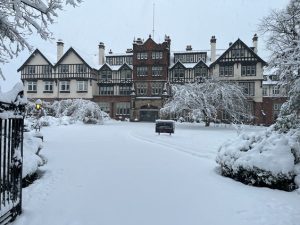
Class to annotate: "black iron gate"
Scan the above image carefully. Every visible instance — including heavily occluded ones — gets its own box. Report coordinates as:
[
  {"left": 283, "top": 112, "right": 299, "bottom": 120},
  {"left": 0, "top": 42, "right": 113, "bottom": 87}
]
[{"left": 0, "top": 92, "right": 25, "bottom": 224}]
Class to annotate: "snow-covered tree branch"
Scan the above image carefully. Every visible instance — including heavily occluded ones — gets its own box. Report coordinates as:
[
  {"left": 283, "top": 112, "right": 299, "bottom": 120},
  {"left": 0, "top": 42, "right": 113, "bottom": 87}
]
[
  {"left": 259, "top": 0, "right": 300, "bottom": 131},
  {"left": 0, "top": 0, "right": 81, "bottom": 78},
  {"left": 160, "top": 80, "right": 250, "bottom": 126}
]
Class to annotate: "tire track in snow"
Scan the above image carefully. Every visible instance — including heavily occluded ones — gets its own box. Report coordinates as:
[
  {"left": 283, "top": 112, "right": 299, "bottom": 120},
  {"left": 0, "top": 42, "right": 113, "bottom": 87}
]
[{"left": 128, "top": 131, "right": 216, "bottom": 160}]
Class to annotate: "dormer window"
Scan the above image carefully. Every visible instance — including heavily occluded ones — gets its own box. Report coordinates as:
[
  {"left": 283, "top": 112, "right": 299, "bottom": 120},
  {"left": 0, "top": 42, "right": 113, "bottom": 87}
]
[
  {"left": 100, "top": 70, "right": 112, "bottom": 80},
  {"left": 120, "top": 69, "right": 132, "bottom": 80},
  {"left": 174, "top": 68, "right": 185, "bottom": 78}
]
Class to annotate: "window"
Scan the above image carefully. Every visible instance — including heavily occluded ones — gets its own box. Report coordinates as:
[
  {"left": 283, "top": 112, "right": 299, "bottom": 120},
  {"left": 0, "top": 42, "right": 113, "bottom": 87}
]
[
  {"left": 263, "top": 86, "right": 268, "bottom": 96},
  {"left": 241, "top": 65, "right": 256, "bottom": 76},
  {"left": 44, "top": 81, "right": 53, "bottom": 92},
  {"left": 106, "top": 58, "right": 113, "bottom": 65},
  {"left": 239, "top": 82, "right": 255, "bottom": 96},
  {"left": 195, "top": 66, "right": 208, "bottom": 78},
  {"left": 152, "top": 66, "right": 163, "bottom": 76},
  {"left": 137, "top": 83, "right": 147, "bottom": 95},
  {"left": 272, "top": 86, "right": 280, "bottom": 95},
  {"left": 137, "top": 52, "right": 148, "bottom": 60},
  {"left": 152, "top": 83, "right": 163, "bottom": 95},
  {"left": 174, "top": 68, "right": 185, "bottom": 79},
  {"left": 232, "top": 49, "right": 245, "bottom": 58},
  {"left": 42, "top": 65, "right": 51, "bottom": 75},
  {"left": 137, "top": 67, "right": 148, "bottom": 76},
  {"left": 27, "top": 81, "right": 37, "bottom": 92},
  {"left": 219, "top": 65, "right": 233, "bottom": 77},
  {"left": 100, "top": 70, "right": 112, "bottom": 80},
  {"left": 60, "top": 81, "right": 70, "bottom": 92},
  {"left": 26, "top": 66, "right": 36, "bottom": 74},
  {"left": 152, "top": 52, "right": 163, "bottom": 59},
  {"left": 100, "top": 86, "right": 114, "bottom": 95},
  {"left": 98, "top": 102, "right": 110, "bottom": 114},
  {"left": 273, "top": 103, "right": 282, "bottom": 119},
  {"left": 77, "top": 81, "right": 88, "bottom": 92},
  {"left": 76, "top": 64, "right": 87, "bottom": 73},
  {"left": 119, "top": 85, "right": 131, "bottom": 95},
  {"left": 59, "top": 65, "right": 69, "bottom": 73},
  {"left": 120, "top": 69, "right": 132, "bottom": 80},
  {"left": 116, "top": 102, "right": 130, "bottom": 115}
]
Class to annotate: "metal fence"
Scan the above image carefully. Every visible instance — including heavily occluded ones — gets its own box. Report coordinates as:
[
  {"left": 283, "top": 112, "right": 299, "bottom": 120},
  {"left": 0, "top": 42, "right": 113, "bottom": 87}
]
[{"left": 0, "top": 95, "right": 25, "bottom": 225}]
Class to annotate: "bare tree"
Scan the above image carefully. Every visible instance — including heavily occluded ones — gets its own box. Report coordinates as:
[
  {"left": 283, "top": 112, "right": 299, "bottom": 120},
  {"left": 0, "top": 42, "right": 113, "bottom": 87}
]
[
  {"left": 259, "top": 0, "right": 300, "bottom": 131},
  {"left": 0, "top": 0, "right": 81, "bottom": 79},
  {"left": 160, "top": 80, "right": 250, "bottom": 126}
]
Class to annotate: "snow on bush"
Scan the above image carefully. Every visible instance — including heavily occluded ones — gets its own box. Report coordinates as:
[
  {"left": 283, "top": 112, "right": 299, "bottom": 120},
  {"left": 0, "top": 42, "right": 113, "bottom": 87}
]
[
  {"left": 26, "top": 99, "right": 109, "bottom": 125},
  {"left": 216, "top": 127, "right": 300, "bottom": 191},
  {"left": 22, "top": 130, "right": 44, "bottom": 179}
]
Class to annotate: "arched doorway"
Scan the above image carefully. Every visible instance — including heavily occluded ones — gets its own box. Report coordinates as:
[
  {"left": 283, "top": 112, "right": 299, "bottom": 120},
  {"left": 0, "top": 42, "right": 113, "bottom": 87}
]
[{"left": 139, "top": 104, "right": 159, "bottom": 122}]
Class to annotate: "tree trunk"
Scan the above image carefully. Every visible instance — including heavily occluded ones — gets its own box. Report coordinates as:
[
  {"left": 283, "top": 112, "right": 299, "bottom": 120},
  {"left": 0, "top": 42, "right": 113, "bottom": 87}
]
[{"left": 205, "top": 118, "right": 210, "bottom": 127}]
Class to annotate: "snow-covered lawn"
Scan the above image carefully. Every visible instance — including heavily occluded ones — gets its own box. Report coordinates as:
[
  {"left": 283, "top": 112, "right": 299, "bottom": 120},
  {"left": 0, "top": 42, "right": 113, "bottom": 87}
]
[{"left": 13, "top": 122, "right": 300, "bottom": 225}]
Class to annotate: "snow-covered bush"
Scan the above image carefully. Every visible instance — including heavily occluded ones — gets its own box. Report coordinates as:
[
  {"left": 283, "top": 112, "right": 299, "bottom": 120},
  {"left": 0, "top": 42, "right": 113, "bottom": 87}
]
[
  {"left": 216, "top": 127, "right": 300, "bottom": 191},
  {"left": 23, "top": 131, "right": 44, "bottom": 179},
  {"left": 26, "top": 99, "right": 108, "bottom": 124}
]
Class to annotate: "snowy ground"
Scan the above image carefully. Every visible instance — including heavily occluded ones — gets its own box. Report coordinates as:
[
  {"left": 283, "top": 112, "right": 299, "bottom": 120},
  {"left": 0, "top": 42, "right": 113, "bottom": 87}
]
[{"left": 12, "top": 122, "right": 300, "bottom": 225}]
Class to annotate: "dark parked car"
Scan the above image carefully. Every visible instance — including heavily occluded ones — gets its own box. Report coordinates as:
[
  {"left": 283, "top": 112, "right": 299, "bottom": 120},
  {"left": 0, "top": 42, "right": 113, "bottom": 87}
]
[{"left": 155, "top": 120, "right": 175, "bottom": 135}]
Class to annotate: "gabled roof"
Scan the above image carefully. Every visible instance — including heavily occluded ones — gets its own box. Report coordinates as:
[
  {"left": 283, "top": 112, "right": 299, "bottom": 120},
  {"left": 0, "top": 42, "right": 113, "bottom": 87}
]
[
  {"left": 210, "top": 39, "right": 267, "bottom": 67},
  {"left": 119, "top": 62, "right": 133, "bottom": 71},
  {"left": 98, "top": 63, "right": 113, "bottom": 71},
  {"left": 169, "top": 60, "right": 185, "bottom": 70},
  {"left": 170, "top": 59, "right": 209, "bottom": 70},
  {"left": 193, "top": 60, "right": 209, "bottom": 69},
  {"left": 98, "top": 62, "right": 133, "bottom": 71},
  {"left": 54, "top": 47, "right": 93, "bottom": 69},
  {"left": 17, "top": 49, "right": 53, "bottom": 72}
]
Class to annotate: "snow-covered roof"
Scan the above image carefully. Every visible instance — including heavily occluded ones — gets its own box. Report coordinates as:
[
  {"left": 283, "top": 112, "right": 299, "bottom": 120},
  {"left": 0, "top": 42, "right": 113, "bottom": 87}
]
[
  {"left": 106, "top": 52, "right": 133, "bottom": 57},
  {"left": 263, "top": 76, "right": 279, "bottom": 85},
  {"left": 0, "top": 82, "right": 24, "bottom": 104},
  {"left": 98, "top": 62, "right": 133, "bottom": 71},
  {"left": 73, "top": 47, "right": 98, "bottom": 69},
  {"left": 182, "top": 63, "right": 198, "bottom": 69}
]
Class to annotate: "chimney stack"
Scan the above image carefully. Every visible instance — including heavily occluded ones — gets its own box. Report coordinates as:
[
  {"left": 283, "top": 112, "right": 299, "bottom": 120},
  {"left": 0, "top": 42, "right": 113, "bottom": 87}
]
[
  {"left": 98, "top": 42, "right": 105, "bottom": 65},
  {"left": 210, "top": 36, "right": 217, "bottom": 63},
  {"left": 186, "top": 45, "right": 192, "bottom": 51},
  {"left": 57, "top": 39, "right": 64, "bottom": 61},
  {"left": 252, "top": 34, "right": 258, "bottom": 53}
]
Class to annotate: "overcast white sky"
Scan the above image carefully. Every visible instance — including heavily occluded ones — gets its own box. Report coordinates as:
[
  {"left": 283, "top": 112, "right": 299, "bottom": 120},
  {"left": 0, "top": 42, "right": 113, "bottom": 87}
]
[{"left": 0, "top": 0, "right": 290, "bottom": 91}]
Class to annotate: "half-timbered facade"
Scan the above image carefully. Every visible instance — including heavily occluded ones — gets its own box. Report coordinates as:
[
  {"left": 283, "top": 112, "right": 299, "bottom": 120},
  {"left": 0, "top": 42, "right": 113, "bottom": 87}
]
[
  {"left": 94, "top": 62, "right": 133, "bottom": 119},
  {"left": 209, "top": 36, "right": 267, "bottom": 124},
  {"left": 18, "top": 43, "right": 97, "bottom": 101},
  {"left": 19, "top": 34, "right": 283, "bottom": 125},
  {"left": 169, "top": 60, "right": 209, "bottom": 84}
]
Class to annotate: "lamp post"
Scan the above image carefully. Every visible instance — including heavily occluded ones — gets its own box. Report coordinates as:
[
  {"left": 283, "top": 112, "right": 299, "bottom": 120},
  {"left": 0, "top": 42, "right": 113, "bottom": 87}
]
[{"left": 34, "top": 99, "right": 42, "bottom": 131}]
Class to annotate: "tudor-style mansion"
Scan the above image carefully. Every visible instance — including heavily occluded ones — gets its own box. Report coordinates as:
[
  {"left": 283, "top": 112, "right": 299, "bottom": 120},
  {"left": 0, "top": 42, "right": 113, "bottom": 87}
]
[{"left": 18, "top": 35, "right": 287, "bottom": 125}]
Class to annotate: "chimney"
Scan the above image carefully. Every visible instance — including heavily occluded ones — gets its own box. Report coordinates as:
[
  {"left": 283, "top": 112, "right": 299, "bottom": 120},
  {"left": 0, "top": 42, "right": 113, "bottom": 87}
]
[
  {"left": 210, "top": 35, "right": 217, "bottom": 62},
  {"left": 229, "top": 42, "right": 232, "bottom": 47},
  {"left": 186, "top": 45, "right": 192, "bottom": 51},
  {"left": 98, "top": 42, "right": 105, "bottom": 65},
  {"left": 57, "top": 39, "right": 64, "bottom": 61},
  {"left": 253, "top": 34, "right": 258, "bottom": 53},
  {"left": 136, "top": 38, "right": 143, "bottom": 44},
  {"left": 126, "top": 48, "right": 133, "bottom": 53}
]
